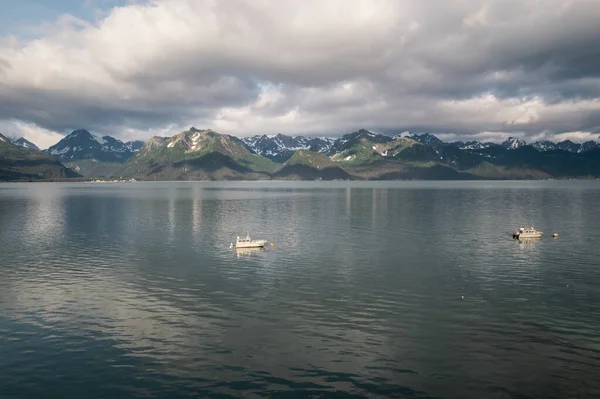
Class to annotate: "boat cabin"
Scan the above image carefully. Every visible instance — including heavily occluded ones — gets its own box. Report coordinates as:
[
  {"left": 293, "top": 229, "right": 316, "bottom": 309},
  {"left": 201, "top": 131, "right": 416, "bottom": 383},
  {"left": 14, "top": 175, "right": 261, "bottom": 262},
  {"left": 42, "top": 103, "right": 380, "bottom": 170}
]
[{"left": 237, "top": 235, "right": 251, "bottom": 243}]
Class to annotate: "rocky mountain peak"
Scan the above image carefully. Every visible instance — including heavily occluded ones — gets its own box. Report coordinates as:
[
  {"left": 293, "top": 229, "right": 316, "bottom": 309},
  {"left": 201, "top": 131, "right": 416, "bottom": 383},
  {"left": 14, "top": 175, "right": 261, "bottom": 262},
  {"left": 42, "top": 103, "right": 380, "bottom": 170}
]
[
  {"left": 408, "top": 133, "right": 444, "bottom": 146},
  {"left": 12, "top": 137, "right": 40, "bottom": 151},
  {"left": 45, "top": 129, "right": 138, "bottom": 163},
  {"left": 240, "top": 134, "right": 334, "bottom": 162},
  {"left": 501, "top": 137, "right": 527, "bottom": 149}
]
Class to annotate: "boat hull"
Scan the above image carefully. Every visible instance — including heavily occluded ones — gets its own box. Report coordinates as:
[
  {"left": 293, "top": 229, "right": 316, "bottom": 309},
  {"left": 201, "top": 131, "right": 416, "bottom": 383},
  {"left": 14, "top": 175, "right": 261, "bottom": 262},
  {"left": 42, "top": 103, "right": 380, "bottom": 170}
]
[
  {"left": 517, "top": 233, "right": 543, "bottom": 238},
  {"left": 234, "top": 240, "right": 267, "bottom": 248},
  {"left": 513, "top": 232, "right": 543, "bottom": 239}
]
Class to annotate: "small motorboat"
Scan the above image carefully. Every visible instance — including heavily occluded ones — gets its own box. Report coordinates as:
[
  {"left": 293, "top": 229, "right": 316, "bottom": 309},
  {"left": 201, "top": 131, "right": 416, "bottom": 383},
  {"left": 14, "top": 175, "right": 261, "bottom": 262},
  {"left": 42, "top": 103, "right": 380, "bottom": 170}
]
[
  {"left": 513, "top": 227, "right": 543, "bottom": 239},
  {"left": 230, "top": 234, "right": 267, "bottom": 249}
]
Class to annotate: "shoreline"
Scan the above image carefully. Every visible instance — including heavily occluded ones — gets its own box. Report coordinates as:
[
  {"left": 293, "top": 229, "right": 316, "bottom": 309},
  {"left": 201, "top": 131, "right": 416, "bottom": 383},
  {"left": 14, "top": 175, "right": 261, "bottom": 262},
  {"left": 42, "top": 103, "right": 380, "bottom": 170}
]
[{"left": 2, "top": 177, "right": 600, "bottom": 183}]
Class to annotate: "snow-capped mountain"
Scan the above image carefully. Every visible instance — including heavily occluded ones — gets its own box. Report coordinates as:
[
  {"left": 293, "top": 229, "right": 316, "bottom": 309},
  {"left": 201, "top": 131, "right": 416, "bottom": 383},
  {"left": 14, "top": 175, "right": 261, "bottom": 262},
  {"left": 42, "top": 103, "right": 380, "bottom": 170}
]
[
  {"left": 0, "top": 133, "right": 8, "bottom": 143},
  {"left": 531, "top": 139, "right": 599, "bottom": 153},
  {"left": 580, "top": 141, "right": 600, "bottom": 153},
  {"left": 241, "top": 134, "right": 335, "bottom": 162},
  {"left": 531, "top": 140, "right": 556, "bottom": 152},
  {"left": 125, "top": 140, "right": 145, "bottom": 152},
  {"left": 402, "top": 134, "right": 497, "bottom": 151},
  {"left": 555, "top": 140, "right": 580, "bottom": 153},
  {"left": 11, "top": 137, "right": 40, "bottom": 151},
  {"left": 234, "top": 131, "right": 600, "bottom": 164},
  {"left": 501, "top": 137, "right": 527, "bottom": 150},
  {"left": 326, "top": 129, "right": 392, "bottom": 157},
  {"left": 406, "top": 133, "right": 444, "bottom": 147},
  {"left": 560, "top": 140, "right": 600, "bottom": 153},
  {"left": 137, "top": 127, "right": 253, "bottom": 159},
  {"left": 45, "top": 129, "right": 139, "bottom": 163}
]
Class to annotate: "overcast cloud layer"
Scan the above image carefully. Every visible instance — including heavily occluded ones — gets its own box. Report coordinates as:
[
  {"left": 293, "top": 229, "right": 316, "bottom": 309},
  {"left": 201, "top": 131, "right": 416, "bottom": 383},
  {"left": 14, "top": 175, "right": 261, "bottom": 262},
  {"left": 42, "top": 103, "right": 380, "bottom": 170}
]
[{"left": 1, "top": 0, "right": 600, "bottom": 148}]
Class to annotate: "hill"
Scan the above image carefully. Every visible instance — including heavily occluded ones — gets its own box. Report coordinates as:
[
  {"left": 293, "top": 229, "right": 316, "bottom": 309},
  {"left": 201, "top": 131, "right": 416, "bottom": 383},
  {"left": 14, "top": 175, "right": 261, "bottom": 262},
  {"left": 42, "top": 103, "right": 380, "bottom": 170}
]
[
  {"left": 326, "top": 130, "right": 479, "bottom": 179},
  {"left": 0, "top": 133, "right": 81, "bottom": 181},
  {"left": 119, "top": 128, "right": 278, "bottom": 180},
  {"left": 273, "top": 150, "right": 352, "bottom": 180}
]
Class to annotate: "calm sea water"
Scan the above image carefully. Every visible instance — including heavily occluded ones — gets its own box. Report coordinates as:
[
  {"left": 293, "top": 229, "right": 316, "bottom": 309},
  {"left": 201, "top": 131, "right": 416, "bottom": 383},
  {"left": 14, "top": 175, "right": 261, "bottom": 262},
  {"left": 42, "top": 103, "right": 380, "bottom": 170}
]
[{"left": 1, "top": 181, "right": 600, "bottom": 399}]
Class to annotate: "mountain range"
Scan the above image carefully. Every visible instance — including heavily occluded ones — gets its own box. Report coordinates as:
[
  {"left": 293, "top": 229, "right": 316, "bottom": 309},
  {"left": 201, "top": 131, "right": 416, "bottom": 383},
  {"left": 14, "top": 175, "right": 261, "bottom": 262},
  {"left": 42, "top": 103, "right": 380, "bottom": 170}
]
[
  {"left": 241, "top": 134, "right": 335, "bottom": 162},
  {"left": 2, "top": 128, "right": 600, "bottom": 181}
]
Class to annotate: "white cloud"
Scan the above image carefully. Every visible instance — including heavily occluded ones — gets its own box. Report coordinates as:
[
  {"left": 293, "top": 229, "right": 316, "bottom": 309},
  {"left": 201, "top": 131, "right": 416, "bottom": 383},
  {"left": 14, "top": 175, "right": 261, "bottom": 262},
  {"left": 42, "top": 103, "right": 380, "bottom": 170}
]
[
  {"left": 0, "top": 0, "right": 599, "bottom": 144},
  {"left": 547, "top": 131, "right": 600, "bottom": 143},
  {"left": 0, "top": 120, "right": 64, "bottom": 149}
]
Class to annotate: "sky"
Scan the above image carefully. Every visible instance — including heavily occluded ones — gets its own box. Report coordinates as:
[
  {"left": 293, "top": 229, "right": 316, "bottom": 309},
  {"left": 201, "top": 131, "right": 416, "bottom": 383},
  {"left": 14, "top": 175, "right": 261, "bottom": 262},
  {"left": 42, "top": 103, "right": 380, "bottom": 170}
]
[{"left": 1, "top": 0, "right": 599, "bottom": 149}]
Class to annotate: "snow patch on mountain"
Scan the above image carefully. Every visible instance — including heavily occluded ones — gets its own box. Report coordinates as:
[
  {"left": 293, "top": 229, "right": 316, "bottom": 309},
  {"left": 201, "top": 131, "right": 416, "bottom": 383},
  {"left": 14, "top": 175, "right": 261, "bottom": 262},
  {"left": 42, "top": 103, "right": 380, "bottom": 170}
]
[
  {"left": 125, "top": 140, "right": 145, "bottom": 152},
  {"left": 502, "top": 137, "right": 527, "bottom": 149},
  {"left": 407, "top": 133, "right": 444, "bottom": 147},
  {"left": 53, "top": 146, "right": 72, "bottom": 155},
  {"left": 12, "top": 137, "right": 41, "bottom": 150},
  {"left": 531, "top": 140, "right": 556, "bottom": 152},
  {"left": 530, "top": 139, "right": 599, "bottom": 153},
  {"left": 454, "top": 140, "right": 495, "bottom": 150},
  {"left": 91, "top": 133, "right": 106, "bottom": 145},
  {"left": 45, "top": 129, "right": 139, "bottom": 163},
  {"left": 241, "top": 134, "right": 335, "bottom": 162},
  {"left": 580, "top": 141, "right": 600, "bottom": 153}
]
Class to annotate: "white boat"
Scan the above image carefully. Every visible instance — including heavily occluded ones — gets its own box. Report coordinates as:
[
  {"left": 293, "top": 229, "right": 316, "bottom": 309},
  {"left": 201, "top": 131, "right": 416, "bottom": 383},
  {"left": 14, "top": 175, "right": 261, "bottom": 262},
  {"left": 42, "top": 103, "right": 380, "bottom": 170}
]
[
  {"left": 513, "top": 227, "right": 543, "bottom": 239},
  {"left": 230, "top": 234, "right": 267, "bottom": 249}
]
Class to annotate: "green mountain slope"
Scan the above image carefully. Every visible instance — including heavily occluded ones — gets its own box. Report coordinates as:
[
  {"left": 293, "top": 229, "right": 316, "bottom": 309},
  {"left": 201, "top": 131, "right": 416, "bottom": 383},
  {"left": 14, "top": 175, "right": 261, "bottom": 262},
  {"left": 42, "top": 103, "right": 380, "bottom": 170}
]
[
  {"left": 329, "top": 129, "right": 392, "bottom": 165},
  {"left": 346, "top": 160, "right": 477, "bottom": 180},
  {"left": 119, "top": 128, "right": 277, "bottom": 180},
  {"left": 65, "top": 159, "right": 125, "bottom": 179},
  {"left": 273, "top": 150, "right": 352, "bottom": 180},
  {"left": 326, "top": 130, "right": 478, "bottom": 179},
  {"left": 465, "top": 146, "right": 600, "bottom": 179},
  {"left": 0, "top": 133, "right": 81, "bottom": 181}
]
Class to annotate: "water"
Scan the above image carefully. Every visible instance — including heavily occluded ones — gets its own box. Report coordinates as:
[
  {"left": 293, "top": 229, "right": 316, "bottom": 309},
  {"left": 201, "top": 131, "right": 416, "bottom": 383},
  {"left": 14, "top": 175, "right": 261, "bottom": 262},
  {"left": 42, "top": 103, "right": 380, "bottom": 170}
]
[{"left": 1, "top": 181, "right": 600, "bottom": 399}]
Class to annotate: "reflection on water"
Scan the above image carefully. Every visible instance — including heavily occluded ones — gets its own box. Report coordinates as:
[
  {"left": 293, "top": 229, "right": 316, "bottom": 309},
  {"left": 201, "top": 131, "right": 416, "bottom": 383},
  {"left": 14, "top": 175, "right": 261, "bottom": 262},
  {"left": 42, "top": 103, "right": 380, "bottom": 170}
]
[
  {"left": 24, "top": 185, "right": 66, "bottom": 248},
  {"left": 192, "top": 188, "right": 203, "bottom": 237},
  {"left": 1, "top": 181, "right": 600, "bottom": 399},
  {"left": 234, "top": 247, "right": 266, "bottom": 257},
  {"left": 516, "top": 237, "right": 541, "bottom": 245}
]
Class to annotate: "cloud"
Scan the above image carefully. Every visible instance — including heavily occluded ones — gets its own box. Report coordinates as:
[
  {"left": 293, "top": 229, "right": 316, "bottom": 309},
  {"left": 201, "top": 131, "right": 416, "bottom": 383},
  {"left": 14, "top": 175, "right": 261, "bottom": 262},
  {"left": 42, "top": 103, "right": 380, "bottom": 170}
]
[
  {"left": 0, "top": 0, "right": 599, "bottom": 145},
  {"left": 0, "top": 120, "right": 64, "bottom": 149}
]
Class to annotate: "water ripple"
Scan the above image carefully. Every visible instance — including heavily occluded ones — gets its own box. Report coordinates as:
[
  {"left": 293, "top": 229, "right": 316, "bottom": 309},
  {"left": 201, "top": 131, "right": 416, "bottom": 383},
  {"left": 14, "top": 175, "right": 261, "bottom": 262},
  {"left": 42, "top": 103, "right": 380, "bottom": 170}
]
[{"left": 1, "top": 181, "right": 600, "bottom": 398}]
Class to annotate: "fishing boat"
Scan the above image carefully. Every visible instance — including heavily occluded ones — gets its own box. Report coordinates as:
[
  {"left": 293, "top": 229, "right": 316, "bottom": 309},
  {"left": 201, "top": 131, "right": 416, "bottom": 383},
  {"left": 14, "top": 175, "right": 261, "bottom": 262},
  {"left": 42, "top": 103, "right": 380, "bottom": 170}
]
[
  {"left": 230, "top": 234, "right": 267, "bottom": 249},
  {"left": 513, "top": 227, "right": 543, "bottom": 239}
]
